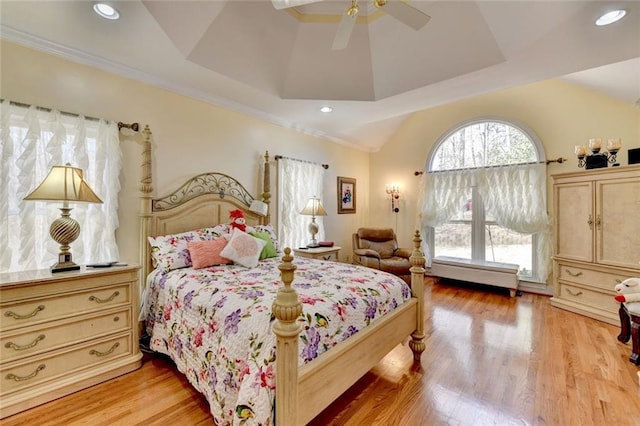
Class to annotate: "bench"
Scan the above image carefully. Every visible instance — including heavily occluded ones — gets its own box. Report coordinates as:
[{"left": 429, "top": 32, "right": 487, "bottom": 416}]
[{"left": 429, "top": 256, "right": 519, "bottom": 297}]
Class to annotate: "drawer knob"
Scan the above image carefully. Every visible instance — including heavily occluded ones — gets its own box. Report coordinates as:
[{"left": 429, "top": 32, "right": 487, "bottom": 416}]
[
  {"left": 566, "top": 288, "right": 583, "bottom": 297},
  {"left": 5, "top": 364, "right": 46, "bottom": 382},
  {"left": 89, "top": 291, "right": 120, "bottom": 304},
  {"left": 565, "top": 269, "right": 583, "bottom": 277},
  {"left": 5, "top": 334, "right": 45, "bottom": 351},
  {"left": 89, "top": 342, "right": 120, "bottom": 357},
  {"left": 4, "top": 305, "right": 45, "bottom": 320}
]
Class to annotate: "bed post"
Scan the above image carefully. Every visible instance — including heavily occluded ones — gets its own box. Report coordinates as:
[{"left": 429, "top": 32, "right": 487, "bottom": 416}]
[
  {"left": 409, "top": 230, "right": 426, "bottom": 362},
  {"left": 272, "top": 248, "right": 302, "bottom": 426},
  {"left": 263, "top": 151, "right": 271, "bottom": 225},
  {"left": 139, "top": 125, "right": 153, "bottom": 292}
]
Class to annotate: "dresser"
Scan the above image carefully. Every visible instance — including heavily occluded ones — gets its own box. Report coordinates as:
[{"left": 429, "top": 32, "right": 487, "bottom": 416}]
[
  {"left": 293, "top": 246, "right": 341, "bottom": 262},
  {"left": 0, "top": 265, "right": 142, "bottom": 418},
  {"left": 550, "top": 165, "right": 640, "bottom": 325}
]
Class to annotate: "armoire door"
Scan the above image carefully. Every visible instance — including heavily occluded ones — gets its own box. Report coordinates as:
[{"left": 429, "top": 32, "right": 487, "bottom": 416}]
[
  {"left": 554, "top": 181, "right": 593, "bottom": 262},
  {"left": 596, "top": 176, "right": 640, "bottom": 269}
]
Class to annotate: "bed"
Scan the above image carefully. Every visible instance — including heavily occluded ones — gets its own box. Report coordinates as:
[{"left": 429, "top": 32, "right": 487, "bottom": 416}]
[{"left": 137, "top": 126, "right": 426, "bottom": 425}]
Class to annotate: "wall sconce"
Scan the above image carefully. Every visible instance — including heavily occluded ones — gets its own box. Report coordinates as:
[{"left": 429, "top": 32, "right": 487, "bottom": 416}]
[
  {"left": 385, "top": 184, "right": 400, "bottom": 213},
  {"left": 575, "top": 138, "right": 621, "bottom": 169}
]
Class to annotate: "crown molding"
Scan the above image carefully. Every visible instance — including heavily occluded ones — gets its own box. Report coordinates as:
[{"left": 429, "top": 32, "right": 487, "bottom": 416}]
[{"left": 0, "top": 25, "right": 371, "bottom": 152}]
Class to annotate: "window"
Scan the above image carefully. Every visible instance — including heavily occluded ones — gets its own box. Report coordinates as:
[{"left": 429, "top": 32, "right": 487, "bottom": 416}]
[
  {"left": 276, "top": 158, "right": 325, "bottom": 249},
  {"left": 1, "top": 100, "right": 122, "bottom": 273},
  {"left": 418, "top": 119, "right": 551, "bottom": 282},
  {"left": 431, "top": 121, "right": 539, "bottom": 170}
]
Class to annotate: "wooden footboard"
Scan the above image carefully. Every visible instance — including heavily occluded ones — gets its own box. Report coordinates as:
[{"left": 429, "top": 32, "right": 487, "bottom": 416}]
[{"left": 273, "top": 231, "right": 426, "bottom": 425}]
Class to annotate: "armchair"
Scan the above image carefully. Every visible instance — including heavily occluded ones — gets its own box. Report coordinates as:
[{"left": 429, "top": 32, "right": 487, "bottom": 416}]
[{"left": 352, "top": 228, "right": 412, "bottom": 283}]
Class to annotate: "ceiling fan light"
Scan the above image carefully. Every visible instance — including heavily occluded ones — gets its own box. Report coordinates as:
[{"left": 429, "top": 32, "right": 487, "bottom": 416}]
[
  {"left": 595, "top": 10, "right": 626, "bottom": 26},
  {"left": 93, "top": 3, "right": 120, "bottom": 20}
]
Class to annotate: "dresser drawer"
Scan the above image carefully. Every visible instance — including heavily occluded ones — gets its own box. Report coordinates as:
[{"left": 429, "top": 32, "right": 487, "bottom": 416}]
[
  {"left": 1, "top": 333, "right": 132, "bottom": 395},
  {"left": 1, "top": 308, "right": 131, "bottom": 363},
  {"left": 558, "top": 282, "right": 619, "bottom": 313},
  {"left": 0, "top": 269, "right": 137, "bottom": 301},
  {"left": 557, "top": 263, "right": 631, "bottom": 292},
  {"left": 1, "top": 284, "right": 130, "bottom": 331}
]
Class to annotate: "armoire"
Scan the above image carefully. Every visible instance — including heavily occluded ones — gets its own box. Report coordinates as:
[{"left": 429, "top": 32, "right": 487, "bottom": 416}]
[{"left": 551, "top": 164, "right": 640, "bottom": 325}]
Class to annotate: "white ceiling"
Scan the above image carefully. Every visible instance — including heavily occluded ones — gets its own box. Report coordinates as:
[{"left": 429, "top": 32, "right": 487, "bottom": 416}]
[{"left": 1, "top": 0, "right": 639, "bottom": 152}]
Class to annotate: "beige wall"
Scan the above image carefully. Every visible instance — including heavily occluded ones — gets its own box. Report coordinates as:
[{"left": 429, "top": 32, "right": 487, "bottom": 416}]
[
  {"left": 371, "top": 79, "right": 640, "bottom": 255},
  {"left": 4, "top": 40, "right": 639, "bottom": 271},
  {"left": 1, "top": 41, "right": 370, "bottom": 264}
]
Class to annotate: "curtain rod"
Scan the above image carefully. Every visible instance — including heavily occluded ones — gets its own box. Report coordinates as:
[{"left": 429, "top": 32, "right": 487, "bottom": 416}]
[
  {"left": 2, "top": 99, "right": 139, "bottom": 133},
  {"left": 3, "top": 99, "right": 103, "bottom": 122},
  {"left": 275, "top": 154, "right": 329, "bottom": 169},
  {"left": 414, "top": 159, "right": 564, "bottom": 175}
]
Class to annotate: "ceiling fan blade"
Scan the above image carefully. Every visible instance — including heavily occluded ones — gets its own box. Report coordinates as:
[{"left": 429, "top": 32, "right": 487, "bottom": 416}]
[
  {"left": 382, "top": 1, "right": 430, "bottom": 30},
  {"left": 332, "top": 10, "right": 358, "bottom": 50},
  {"left": 271, "top": 0, "right": 323, "bottom": 10}
]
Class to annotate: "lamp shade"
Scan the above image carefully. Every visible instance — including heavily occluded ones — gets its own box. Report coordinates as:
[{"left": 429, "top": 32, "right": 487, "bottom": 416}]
[
  {"left": 249, "top": 199, "right": 268, "bottom": 217},
  {"left": 24, "top": 165, "right": 103, "bottom": 204},
  {"left": 300, "top": 197, "right": 327, "bottom": 216}
]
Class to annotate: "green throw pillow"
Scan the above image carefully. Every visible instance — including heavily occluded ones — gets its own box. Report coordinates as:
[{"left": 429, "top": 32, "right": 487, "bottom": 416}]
[{"left": 249, "top": 231, "right": 278, "bottom": 260}]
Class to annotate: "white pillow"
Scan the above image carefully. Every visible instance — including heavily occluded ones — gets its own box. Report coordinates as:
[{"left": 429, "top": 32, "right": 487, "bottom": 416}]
[{"left": 220, "top": 228, "right": 267, "bottom": 268}]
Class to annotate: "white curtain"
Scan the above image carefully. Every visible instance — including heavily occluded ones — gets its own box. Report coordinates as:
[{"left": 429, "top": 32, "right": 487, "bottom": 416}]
[
  {"left": 476, "top": 163, "right": 552, "bottom": 280},
  {"left": 0, "top": 100, "right": 122, "bottom": 273},
  {"left": 416, "top": 169, "right": 474, "bottom": 228},
  {"left": 415, "top": 163, "right": 551, "bottom": 280},
  {"left": 277, "top": 158, "right": 325, "bottom": 250},
  {"left": 415, "top": 169, "right": 474, "bottom": 266}
]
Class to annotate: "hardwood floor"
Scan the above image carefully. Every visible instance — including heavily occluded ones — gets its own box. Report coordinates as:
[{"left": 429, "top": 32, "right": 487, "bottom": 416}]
[{"left": 4, "top": 279, "right": 640, "bottom": 425}]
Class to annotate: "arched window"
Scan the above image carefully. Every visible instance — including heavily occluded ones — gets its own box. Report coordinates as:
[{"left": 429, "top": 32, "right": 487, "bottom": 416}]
[
  {"left": 430, "top": 119, "right": 543, "bottom": 170},
  {"left": 418, "top": 118, "right": 551, "bottom": 282}
]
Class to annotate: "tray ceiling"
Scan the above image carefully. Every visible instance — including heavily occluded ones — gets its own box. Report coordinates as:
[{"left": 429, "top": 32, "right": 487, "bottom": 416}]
[{"left": 1, "top": 0, "right": 639, "bottom": 151}]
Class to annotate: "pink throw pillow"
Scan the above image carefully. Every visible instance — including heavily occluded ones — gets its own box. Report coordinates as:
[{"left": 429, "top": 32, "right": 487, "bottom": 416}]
[{"left": 187, "top": 239, "right": 232, "bottom": 269}]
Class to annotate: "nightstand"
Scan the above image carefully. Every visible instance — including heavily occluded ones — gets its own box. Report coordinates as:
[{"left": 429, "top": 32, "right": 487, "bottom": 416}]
[
  {"left": 0, "top": 265, "right": 143, "bottom": 418},
  {"left": 293, "top": 246, "right": 341, "bottom": 262}
]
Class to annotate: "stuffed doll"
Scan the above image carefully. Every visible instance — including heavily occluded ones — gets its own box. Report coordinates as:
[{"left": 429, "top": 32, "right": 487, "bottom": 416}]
[
  {"left": 614, "top": 277, "right": 640, "bottom": 303},
  {"left": 229, "top": 209, "right": 247, "bottom": 232}
]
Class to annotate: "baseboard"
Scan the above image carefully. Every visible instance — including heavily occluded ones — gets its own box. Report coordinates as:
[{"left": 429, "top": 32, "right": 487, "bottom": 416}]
[{"left": 430, "top": 256, "right": 519, "bottom": 296}]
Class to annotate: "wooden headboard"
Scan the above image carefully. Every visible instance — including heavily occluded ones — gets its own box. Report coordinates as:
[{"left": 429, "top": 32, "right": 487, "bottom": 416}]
[{"left": 138, "top": 125, "right": 271, "bottom": 283}]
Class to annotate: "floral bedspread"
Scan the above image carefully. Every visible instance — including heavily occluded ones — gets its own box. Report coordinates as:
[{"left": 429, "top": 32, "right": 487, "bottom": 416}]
[{"left": 141, "top": 257, "right": 411, "bottom": 425}]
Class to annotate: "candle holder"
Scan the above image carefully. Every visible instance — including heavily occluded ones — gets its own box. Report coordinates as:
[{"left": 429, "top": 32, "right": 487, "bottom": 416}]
[
  {"left": 606, "top": 148, "right": 620, "bottom": 165},
  {"left": 575, "top": 139, "right": 621, "bottom": 169}
]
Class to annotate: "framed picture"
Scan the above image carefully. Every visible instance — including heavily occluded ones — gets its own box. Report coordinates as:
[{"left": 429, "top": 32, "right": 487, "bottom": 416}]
[{"left": 337, "top": 176, "right": 356, "bottom": 214}]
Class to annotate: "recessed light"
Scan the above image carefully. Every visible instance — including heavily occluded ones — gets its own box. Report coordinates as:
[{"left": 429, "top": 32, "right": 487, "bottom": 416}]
[
  {"left": 595, "top": 9, "right": 626, "bottom": 26},
  {"left": 320, "top": 106, "right": 333, "bottom": 113},
  {"left": 93, "top": 3, "right": 120, "bottom": 20}
]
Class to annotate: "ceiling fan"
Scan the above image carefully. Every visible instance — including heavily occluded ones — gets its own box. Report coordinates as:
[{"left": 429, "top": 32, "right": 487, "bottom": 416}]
[{"left": 272, "top": 0, "right": 431, "bottom": 50}]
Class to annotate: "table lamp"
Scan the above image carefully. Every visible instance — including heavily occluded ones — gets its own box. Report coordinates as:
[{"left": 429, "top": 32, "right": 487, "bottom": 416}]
[
  {"left": 300, "top": 196, "right": 327, "bottom": 248},
  {"left": 23, "top": 164, "right": 103, "bottom": 272},
  {"left": 249, "top": 199, "right": 269, "bottom": 217}
]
